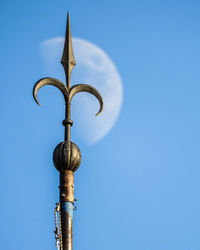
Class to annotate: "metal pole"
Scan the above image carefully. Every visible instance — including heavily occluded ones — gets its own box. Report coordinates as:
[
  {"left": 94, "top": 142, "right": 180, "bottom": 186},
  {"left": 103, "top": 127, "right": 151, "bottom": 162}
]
[
  {"left": 33, "top": 12, "right": 104, "bottom": 250},
  {"left": 60, "top": 171, "right": 74, "bottom": 250}
]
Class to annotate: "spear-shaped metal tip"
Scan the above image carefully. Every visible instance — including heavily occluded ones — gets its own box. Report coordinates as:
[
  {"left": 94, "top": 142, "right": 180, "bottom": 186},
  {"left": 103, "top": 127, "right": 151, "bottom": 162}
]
[{"left": 61, "top": 12, "right": 76, "bottom": 88}]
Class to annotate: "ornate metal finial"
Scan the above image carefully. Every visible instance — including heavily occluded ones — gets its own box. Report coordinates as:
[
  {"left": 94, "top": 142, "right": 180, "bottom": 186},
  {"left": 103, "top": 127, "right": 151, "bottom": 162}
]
[
  {"left": 33, "top": 12, "right": 103, "bottom": 141},
  {"left": 33, "top": 12, "right": 104, "bottom": 250}
]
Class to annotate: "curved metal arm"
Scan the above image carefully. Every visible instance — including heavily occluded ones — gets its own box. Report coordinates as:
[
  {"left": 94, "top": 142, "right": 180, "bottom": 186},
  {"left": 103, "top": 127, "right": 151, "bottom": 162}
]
[
  {"left": 33, "top": 77, "right": 68, "bottom": 105},
  {"left": 69, "top": 84, "right": 104, "bottom": 116}
]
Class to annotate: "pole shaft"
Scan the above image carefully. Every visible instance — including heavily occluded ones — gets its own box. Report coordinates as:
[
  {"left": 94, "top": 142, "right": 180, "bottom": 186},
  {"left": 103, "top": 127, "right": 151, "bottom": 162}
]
[
  {"left": 60, "top": 171, "right": 74, "bottom": 250},
  {"left": 61, "top": 202, "right": 74, "bottom": 250}
]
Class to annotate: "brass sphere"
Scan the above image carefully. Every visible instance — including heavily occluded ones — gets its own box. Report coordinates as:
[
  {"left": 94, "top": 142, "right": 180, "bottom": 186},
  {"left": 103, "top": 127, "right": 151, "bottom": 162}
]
[{"left": 53, "top": 141, "right": 81, "bottom": 172}]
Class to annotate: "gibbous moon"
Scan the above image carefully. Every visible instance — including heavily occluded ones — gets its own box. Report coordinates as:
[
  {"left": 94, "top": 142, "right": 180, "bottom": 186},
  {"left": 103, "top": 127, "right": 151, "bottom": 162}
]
[{"left": 40, "top": 37, "right": 123, "bottom": 144}]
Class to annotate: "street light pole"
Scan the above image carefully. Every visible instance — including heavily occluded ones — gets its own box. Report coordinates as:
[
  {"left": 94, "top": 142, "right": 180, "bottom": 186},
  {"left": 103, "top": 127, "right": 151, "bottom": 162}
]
[{"left": 33, "top": 12, "right": 103, "bottom": 250}]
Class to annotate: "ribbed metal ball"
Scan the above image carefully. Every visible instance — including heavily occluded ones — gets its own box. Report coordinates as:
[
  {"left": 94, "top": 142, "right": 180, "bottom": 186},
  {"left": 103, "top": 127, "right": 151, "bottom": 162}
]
[{"left": 53, "top": 141, "right": 81, "bottom": 172}]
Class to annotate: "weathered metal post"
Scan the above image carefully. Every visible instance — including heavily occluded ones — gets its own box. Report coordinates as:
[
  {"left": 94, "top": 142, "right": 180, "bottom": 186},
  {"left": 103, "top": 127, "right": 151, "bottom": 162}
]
[{"left": 33, "top": 13, "right": 103, "bottom": 250}]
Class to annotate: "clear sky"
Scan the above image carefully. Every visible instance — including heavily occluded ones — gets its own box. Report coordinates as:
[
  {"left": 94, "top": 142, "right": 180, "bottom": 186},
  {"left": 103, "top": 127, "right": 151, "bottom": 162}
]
[{"left": 1, "top": 0, "right": 200, "bottom": 249}]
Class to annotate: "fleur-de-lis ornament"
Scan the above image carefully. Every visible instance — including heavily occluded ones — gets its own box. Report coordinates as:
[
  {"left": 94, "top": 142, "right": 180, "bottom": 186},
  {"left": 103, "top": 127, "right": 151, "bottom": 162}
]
[{"left": 33, "top": 12, "right": 103, "bottom": 250}]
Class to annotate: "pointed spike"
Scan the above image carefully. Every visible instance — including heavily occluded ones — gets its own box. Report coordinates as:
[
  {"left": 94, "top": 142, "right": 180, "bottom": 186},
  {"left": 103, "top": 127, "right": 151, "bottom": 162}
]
[{"left": 61, "top": 12, "right": 76, "bottom": 88}]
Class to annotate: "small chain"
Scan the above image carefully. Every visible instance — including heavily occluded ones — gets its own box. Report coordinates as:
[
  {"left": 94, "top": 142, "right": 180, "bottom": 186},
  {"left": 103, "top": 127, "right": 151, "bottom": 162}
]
[
  {"left": 54, "top": 202, "right": 62, "bottom": 250},
  {"left": 59, "top": 204, "right": 63, "bottom": 250}
]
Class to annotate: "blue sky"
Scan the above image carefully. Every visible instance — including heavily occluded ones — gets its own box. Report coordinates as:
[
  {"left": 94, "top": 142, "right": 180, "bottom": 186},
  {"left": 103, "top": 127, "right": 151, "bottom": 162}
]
[{"left": 1, "top": 0, "right": 200, "bottom": 249}]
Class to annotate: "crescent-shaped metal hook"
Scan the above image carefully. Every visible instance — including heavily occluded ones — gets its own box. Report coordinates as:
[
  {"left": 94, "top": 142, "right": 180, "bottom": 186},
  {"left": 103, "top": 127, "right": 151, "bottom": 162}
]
[
  {"left": 33, "top": 77, "right": 68, "bottom": 105},
  {"left": 69, "top": 84, "right": 104, "bottom": 116}
]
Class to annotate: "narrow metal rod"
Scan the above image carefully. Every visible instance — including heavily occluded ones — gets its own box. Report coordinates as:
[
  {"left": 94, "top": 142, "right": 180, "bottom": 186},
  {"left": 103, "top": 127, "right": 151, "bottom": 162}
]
[
  {"left": 66, "top": 67, "right": 71, "bottom": 90},
  {"left": 64, "top": 102, "right": 71, "bottom": 141}
]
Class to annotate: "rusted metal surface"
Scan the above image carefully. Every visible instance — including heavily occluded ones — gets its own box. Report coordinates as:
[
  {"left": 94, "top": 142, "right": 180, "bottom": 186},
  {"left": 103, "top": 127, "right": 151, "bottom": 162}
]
[{"left": 60, "top": 171, "right": 74, "bottom": 203}]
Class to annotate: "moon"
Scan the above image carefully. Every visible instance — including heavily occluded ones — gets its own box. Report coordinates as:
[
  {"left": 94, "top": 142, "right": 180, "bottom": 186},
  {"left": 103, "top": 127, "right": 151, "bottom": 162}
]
[{"left": 40, "top": 37, "right": 123, "bottom": 144}]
